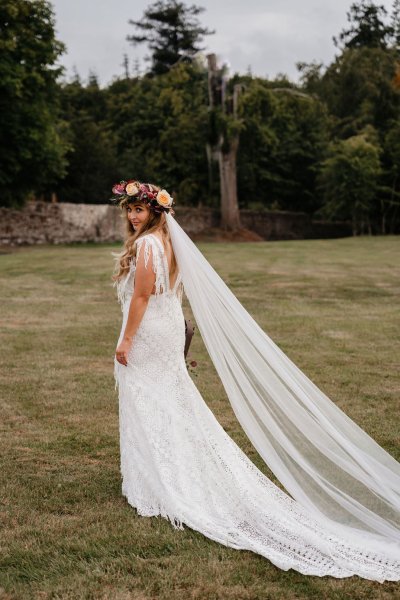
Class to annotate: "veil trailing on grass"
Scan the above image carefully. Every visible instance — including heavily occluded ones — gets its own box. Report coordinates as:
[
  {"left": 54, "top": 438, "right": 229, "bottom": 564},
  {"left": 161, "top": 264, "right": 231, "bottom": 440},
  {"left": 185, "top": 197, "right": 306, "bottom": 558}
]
[{"left": 165, "top": 212, "right": 400, "bottom": 551}]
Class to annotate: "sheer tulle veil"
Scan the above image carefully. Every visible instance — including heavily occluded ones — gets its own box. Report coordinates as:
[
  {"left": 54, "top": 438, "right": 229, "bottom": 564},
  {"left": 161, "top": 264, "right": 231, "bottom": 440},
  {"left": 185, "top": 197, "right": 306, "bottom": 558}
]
[{"left": 165, "top": 212, "right": 400, "bottom": 555}]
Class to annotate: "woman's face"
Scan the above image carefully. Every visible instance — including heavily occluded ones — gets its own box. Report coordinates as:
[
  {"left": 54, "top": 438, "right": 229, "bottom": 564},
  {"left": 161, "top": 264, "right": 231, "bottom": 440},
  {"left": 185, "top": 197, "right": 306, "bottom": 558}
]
[{"left": 127, "top": 202, "right": 151, "bottom": 232}]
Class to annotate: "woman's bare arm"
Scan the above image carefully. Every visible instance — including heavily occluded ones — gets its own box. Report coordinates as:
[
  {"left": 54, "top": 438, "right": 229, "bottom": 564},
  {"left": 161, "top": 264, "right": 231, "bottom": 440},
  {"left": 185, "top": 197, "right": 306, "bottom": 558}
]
[{"left": 115, "top": 242, "right": 156, "bottom": 366}]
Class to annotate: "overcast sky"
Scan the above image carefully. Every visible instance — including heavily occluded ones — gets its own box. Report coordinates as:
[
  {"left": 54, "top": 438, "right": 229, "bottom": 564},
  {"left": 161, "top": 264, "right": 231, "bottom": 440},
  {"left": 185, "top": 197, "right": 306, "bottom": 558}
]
[{"left": 51, "top": 0, "right": 395, "bottom": 86}]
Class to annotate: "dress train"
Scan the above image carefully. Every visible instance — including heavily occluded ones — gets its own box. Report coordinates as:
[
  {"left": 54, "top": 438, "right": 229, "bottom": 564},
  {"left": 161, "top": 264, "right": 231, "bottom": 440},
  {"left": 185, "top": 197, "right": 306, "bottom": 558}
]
[{"left": 114, "top": 233, "right": 400, "bottom": 582}]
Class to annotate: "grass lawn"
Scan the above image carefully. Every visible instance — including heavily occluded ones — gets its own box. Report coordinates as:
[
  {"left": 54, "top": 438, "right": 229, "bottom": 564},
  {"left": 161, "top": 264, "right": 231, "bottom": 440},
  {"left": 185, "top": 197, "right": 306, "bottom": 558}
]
[{"left": 0, "top": 236, "right": 399, "bottom": 600}]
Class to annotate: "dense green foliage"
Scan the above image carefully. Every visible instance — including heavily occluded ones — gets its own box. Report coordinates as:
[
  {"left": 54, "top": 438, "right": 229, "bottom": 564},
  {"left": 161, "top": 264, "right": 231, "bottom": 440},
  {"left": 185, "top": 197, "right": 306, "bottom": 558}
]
[
  {"left": 318, "top": 131, "right": 382, "bottom": 233},
  {"left": 106, "top": 64, "right": 210, "bottom": 206},
  {"left": 0, "top": 0, "right": 68, "bottom": 206},
  {"left": 1, "top": 0, "right": 400, "bottom": 233},
  {"left": 55, "top": 74, "right": 119, "bottom": 204},
  {"left": 237, "top": 80, "right": 330, "bottom": 213},
  {"left": 300, "top": 44, "right": 400, "bottom": 232}
]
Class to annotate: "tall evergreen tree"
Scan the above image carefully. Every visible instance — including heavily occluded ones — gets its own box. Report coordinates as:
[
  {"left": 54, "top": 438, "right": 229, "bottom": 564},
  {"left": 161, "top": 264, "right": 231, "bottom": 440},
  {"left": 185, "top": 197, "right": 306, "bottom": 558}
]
[
  {"left": 127, "top": 0, "right": 214, "bottom": 75},
  {"left": 333, "top": 1, "right": 394, "bottom": 49}
]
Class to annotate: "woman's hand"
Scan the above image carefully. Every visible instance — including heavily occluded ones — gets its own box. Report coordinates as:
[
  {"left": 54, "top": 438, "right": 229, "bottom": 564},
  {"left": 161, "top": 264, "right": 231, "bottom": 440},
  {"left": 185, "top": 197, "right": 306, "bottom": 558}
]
[{"left": 115, "top": 337, "right": 133, "bottom": 367}]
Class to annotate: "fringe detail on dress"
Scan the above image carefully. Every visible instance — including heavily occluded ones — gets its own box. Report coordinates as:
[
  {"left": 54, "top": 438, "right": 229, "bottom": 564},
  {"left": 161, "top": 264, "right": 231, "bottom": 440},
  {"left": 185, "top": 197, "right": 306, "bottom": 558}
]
[
  {"left": 121, "top": 481, "right": 185, "bottom": 530},
  {"left": 136, "top": 235, "right": 171, "bottom": 306},
  {"left": 159, "top": 509, "right": 185, "bottom": 531}
]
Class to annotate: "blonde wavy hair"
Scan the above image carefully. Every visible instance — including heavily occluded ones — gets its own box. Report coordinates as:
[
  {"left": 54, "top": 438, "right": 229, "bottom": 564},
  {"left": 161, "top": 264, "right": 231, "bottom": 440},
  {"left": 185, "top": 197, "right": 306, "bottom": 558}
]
[{"left": 112, "top": 182, "right": 177, "bottom": 283}]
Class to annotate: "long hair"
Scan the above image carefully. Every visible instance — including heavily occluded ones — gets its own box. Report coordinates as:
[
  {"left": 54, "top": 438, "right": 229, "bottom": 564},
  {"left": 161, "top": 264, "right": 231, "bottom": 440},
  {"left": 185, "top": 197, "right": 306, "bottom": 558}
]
[{"left": 112, "top": 183, "right": 177, "bottom": 283}]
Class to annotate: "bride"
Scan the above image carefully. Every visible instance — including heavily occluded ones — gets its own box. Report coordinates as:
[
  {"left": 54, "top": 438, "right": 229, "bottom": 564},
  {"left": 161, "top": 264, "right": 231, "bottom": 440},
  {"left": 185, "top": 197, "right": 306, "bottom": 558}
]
[{"left": 112, "top": 179, "right": 400, "bottom": 582}]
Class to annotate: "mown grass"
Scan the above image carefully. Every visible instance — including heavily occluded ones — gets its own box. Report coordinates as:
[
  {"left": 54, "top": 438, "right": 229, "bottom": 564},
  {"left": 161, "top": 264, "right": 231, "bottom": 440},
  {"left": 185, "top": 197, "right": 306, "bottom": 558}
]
[{"left": 0, "top": 236, "right": 399, "bottom": 600}]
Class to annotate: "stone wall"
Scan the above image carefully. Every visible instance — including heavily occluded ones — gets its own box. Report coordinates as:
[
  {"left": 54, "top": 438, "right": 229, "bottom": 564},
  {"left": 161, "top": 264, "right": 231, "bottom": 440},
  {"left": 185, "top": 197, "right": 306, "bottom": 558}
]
[
  {"left": 0, "top": 202, "right": 123, "bottom": 245},
  {"left": 0, "top": 201, "right": 351, "bottom": 246},
  {"left": 240, "top": 209, "right": 352, "bottom": 240},
  {"left": 241, "top": 209, "right": 310, "bottom": 240}
]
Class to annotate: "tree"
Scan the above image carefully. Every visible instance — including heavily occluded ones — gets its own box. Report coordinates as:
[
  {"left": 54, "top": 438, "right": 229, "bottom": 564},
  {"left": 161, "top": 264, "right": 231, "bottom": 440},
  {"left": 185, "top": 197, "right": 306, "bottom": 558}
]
[
  {"left": 237, "top": 79, "right": 330, "bottom": 214},
  {"left": 298, "top": 3, "right": 400, "bottom": 233},
  {"left": 317, "top": 132, "right": 382, "bottom": 234},
  {"left": 297, "top": 61, "right": 325, "bottom": 96},
  {"left": 127, "top": 0, "right": 214, "bottom": 76},
  {"left": 333, "top": 0, "right": 394, "bottom": 50},
  {"left": 56, "top": 79, "right": 119, "bottom": 204},
  {"left": 318, "top": 46, "right": 400, "bottom": 139},
  {"left": 0, "top": 0, "right": 68, "bottom": 206},
  {"left": 207, "top": 54, "right": 243, "bottom": 230},
  {"left": 107, "top": 62, "right": 209, "bottom": 205},
  {"left": 380, "top": 120, "right": 400, "bottom": 232}
]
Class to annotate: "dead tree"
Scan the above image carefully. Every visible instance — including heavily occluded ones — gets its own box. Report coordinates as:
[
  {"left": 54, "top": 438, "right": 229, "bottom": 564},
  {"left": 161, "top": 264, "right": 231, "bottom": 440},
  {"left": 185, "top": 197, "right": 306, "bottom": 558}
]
[
  {"left": 207, "top": 53, "right": 242, "bottom": 231},
  {"left": 206, "top": 55, "right": 314, "bottom": 230}
]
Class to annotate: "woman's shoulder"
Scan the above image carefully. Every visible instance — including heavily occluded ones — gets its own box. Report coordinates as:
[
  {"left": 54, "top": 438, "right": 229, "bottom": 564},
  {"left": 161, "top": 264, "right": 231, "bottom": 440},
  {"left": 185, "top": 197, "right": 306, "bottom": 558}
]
[
  {"left": 136, "top": 232, "right": 164, "bottom": 250},
  {"left": 135, "top": 232, "right": 155, "bottom": 246},
  {"left": 134, "top": 233, "right": 165, "bottom": 266},
  {"left": 135, "top": 231, "right": 161, "bottom": 242}
]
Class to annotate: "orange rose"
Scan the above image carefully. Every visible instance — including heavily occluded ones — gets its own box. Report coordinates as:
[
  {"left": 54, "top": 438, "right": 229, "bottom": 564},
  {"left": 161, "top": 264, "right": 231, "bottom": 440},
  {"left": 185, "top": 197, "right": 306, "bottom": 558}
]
[{"left": 156, "top": 189, "right": 173, "bottom": 207}]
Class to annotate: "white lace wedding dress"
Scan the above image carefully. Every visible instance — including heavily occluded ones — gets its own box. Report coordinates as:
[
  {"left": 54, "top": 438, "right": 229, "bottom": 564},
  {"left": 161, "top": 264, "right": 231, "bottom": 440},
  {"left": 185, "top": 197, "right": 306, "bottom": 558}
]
[{"left": 114, "top": 232, "right": 400, "bottom": 582}]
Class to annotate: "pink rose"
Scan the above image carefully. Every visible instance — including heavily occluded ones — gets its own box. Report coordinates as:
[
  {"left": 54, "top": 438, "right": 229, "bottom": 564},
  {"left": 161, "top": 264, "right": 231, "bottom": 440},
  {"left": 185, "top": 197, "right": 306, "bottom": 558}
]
[{"left": 112, "top": 183, "right": 126, "bottom": 195}]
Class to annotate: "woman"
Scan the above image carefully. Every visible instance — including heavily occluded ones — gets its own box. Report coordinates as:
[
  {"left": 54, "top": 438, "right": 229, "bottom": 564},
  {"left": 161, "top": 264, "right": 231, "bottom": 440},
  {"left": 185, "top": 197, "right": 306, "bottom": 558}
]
[{"left": 112, "top": 179, "right": 400, "bottom": 582}]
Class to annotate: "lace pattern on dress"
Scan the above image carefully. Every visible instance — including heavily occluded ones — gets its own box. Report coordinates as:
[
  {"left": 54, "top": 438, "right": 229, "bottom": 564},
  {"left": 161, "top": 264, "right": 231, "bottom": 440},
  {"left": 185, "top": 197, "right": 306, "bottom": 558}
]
[
  {"left": 136, "top": 235, "right": 166, "bottom": 296},
  {"left": 114, "top": 233, "right": 183, "bottom": 310},
  {"left": 113, "top": 233, "right": 400, "bottom": 582}
]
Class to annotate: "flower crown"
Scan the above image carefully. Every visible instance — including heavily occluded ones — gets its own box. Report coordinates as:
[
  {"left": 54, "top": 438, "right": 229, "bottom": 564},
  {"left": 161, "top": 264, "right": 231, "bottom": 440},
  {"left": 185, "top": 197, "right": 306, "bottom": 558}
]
[{"left": 110, "top": 179, "right": 175, "bottom": 214}]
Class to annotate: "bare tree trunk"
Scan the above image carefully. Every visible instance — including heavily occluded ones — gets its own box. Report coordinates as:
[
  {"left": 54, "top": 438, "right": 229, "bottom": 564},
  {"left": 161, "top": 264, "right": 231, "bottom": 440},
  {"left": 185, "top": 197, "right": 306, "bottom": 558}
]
[
  {"left": 352, "top": 214, "right": 357, "bottom": 236},
  {"left": 388, "top": 175, "right": 398, "bottom": 233},
  {"left": 380, "top": 197, "right": 386, "bottom": 234},
  {"left": 205, "top": 143, "right": 213, "bottom": 197},
  {"left": 207, "top": 53, "right": 242, "bottom": 231},
  {"left": 219, "top": 136, "right": 241, "bottom": 230}
]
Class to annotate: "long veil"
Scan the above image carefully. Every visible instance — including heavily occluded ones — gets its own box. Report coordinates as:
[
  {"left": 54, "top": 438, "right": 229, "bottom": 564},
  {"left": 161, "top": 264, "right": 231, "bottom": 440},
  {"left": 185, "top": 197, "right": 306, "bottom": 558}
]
[{"left": 165, "top": 212, "right": 400, "bottom": 551}]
